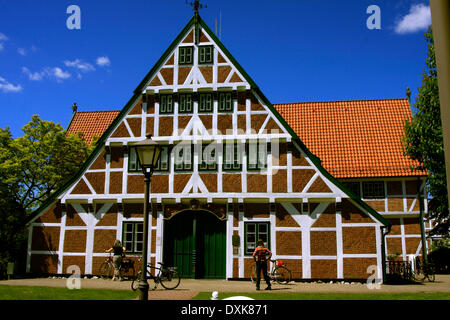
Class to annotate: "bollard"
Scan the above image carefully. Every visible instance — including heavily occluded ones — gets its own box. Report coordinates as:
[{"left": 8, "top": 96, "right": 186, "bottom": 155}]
[{"left": 7, "top": 263, "right": 14, "bottom": 280}]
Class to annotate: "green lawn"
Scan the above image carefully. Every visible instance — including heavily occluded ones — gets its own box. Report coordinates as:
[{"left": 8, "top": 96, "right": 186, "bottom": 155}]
[
  {"left": 1, "top": 285, "right": 449, "bottom": 301},
  {"left": 192, "top": 292, "right": 450, "bottom": 300},
  {"left": 0, "top": 285, "right": 138, "bottom": 300}
]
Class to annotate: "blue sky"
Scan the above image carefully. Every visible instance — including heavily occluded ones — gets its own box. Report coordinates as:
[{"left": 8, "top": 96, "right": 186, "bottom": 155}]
[{"left": 0, "top": 0, "right": 433, "bottom": 138}]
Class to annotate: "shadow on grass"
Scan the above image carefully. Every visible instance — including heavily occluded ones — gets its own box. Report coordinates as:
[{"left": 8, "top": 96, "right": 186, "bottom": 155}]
[{"left": 0, "top": 285, "right": 138, "bottom": 300}]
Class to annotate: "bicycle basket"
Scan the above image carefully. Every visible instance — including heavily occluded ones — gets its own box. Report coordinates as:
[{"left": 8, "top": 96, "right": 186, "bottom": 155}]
[{"left": 277, "top": 260, "right": 284, "bottom": 267}]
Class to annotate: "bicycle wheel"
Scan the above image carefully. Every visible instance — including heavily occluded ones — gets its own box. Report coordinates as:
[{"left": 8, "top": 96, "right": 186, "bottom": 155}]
[
  {"left": 273, "top": 266, "right": 292, "bottom": 284},
  {"left": 250, "top": 264, "right": 257, "bottom": 283},
  {"left": 160, "top": 269, "right": 181, "bottom": 290},
  {"left": 131, "top": 271, "right": 141, "bottom": 291},
  {"left": 99, "top": 262, "right": 113, "bottom": 279}
]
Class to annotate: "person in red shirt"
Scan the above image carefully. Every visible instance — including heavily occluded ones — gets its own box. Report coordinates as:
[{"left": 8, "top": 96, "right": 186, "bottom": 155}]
[{"left": 252, "top": 239, "right": 272, "bottom": 290}]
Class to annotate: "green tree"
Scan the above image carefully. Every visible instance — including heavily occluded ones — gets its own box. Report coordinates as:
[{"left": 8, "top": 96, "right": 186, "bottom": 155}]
[
  {"left": 403, "top": 27, "right": 449, "bottom": 236},
  {"left": 0, "top": 115, "right": 94, "bottom": 277}
]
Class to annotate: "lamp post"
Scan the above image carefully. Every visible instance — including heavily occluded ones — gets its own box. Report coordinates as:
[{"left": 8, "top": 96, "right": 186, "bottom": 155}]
[{"left": 129, "top": 133, "right": 162, "bottom": 300}]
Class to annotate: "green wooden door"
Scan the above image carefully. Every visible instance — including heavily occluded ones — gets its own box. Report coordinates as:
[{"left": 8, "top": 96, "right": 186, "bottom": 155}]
[
  {"left": 163, "top": 212, "right": 195, "bottom": 278},
  {"left": 163, "top": 210, "right": 226, "bottom": 279},
  {"left": 196, "top": 212, "right": 226, "bottom": 279}
]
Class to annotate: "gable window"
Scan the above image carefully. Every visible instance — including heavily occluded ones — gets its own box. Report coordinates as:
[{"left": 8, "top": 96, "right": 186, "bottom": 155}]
[
  {"left": 223, "top": 142, "right": 243, "bottom": 171},
  {"left": 179, "top": 46, "right": 193, "bottom": 65},
  {"left": 245, "top": 222, "right": 270, "bottom": 255},
  {"left": 160, "top": 94, "right": 174, "bottom": 114},
  {"left": 362, "top": 181, "right": 385, "bottom": 199},
  {"left": 178, "top": 93, "right": 193, "bottom": 114},
  {"left": 129, "top": 146, "right": 170, "bottom": 172},
  {"left": 198, "top": 45, "right": 213, "bottom": 64},
  {"left": 123, "top": 222, "right": 143, "bottom": 253},
  {"left": 247, "top": 140, "right": 267, "bottom": 171},
  {"left": 199, "top": 93, "right": 213, "bottom": 113},
  {"left": 218, "top": 92, "right": 233, "bottom": 112},
  {"left": 174, "top": 143, "right": 193, "bottom": 171},
  {"left": 199, "top": 142, "right": 217, "bottom": 171}
]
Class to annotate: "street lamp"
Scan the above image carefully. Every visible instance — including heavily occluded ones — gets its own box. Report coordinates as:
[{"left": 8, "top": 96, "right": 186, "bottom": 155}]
[{"left": 129, "top": 133, "right": 162, "bottom": 300}]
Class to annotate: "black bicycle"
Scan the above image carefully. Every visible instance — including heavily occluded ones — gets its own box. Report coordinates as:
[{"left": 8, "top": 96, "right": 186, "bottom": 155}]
[
  {"left": 412, "top": 259, "right": 436, "bottom": 282},
  {"left": 131, "top": 261, "right": 180, "bottom": 291}
]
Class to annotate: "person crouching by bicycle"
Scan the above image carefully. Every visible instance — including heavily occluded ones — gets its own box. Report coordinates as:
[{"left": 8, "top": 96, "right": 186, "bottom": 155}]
[
  {"left": 252, "top": 239, "right": 272, "bottom": 291},
  {"left": 105, "top": 240, "right": 126, "bottom": 281}
]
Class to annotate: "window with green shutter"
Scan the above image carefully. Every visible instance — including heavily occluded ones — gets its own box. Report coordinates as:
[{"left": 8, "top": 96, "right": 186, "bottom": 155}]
[
  {"left": 179, "top": 93, "right": 193, "bottom": 114},
  {"left": 160, "top": 94, "right": 174, "bottom": 114},
  {"left": 179, "top": 46, "right": 193, "bottom": 65},
  {"left": 247, "top": 140, "right": 267, "bottom": 171},
  {"left": 123, "top": 222, "right": 143, "bottom": 254},
  {"left": 198, "top": 93, "right": 213, "bottom": 113},
  {"left": 218, "top": 92, "right": 233, "bottom": 112},
  {"left": 245, "top": 222, "right": 270, "bottom": 256},
  {"left": 198, "top": 46, "right": 213, "bottom": 64}
]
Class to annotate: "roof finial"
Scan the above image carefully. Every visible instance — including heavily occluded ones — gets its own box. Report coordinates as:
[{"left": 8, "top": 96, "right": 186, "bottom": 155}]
[
  {"left": 72, "top": 102, "right": 78, "bottom": 113},
  {"left": 187, "top": 0, "right": 206, "bottom": 17},
  {"left": 406, "top": 87, "right": 411, "bottom": 103}
]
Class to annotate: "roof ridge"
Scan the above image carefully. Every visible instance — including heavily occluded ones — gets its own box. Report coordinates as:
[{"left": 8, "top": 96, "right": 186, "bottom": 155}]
[
  {"left": 73, "top": 110, "right": 121, "bottom": 114},
  {"left": 274, "top": 98, "right": 408, "bottom": 105}
]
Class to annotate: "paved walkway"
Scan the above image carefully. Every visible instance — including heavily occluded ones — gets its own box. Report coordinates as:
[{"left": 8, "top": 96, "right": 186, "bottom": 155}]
[{"left": 1, "top": 275, "right": 450, "bottom": 300}]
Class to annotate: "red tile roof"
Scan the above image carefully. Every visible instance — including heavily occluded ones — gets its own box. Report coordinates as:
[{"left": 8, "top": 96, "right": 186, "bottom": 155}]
[
  {"left": 67, "top": 98, "right": 426, "bottom": 178},
  {"left": 66, "top": 110, "right": 120, "bottom": 145},
  {"left": 274, "top": 99, "right": 426, "bottom": 178}
]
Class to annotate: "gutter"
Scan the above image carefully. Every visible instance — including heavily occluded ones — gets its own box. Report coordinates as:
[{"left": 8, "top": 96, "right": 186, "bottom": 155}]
[
  {"left": 380, "top": 224, "right": 392, "bottom": 283},
  {"left": 418, "top": 176, "right": 428, "bottom": 264}
]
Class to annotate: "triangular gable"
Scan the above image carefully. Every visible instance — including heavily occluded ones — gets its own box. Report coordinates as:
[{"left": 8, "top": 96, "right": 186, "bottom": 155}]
[{"left": 26, "top": 15, "right": 390, "bottom": 228}]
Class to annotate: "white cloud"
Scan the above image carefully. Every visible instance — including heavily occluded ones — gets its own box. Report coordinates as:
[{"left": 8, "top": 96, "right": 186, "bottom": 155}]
[
  {"left": 96, "top": 56, "right": 111, "bottom": 67},
  {"left": 0, "top": 76, "right": 22, "bottom": 93},
  {"left": 18, "top": 48, "right": 27, "bottom": 56},
  {"left": 48, "top": 67, "right": 71, "bottom": 80},
  {"left": 22, "top": 66, "right": 71, "bottom": 82},
  {"left": 0, "top": 32, "right": 8, "bottom": 51},
  {"left": 395, "top": 4, "right": 431, "bottom": 34},
  {"left": 64, "top": 59, "right": 95, "bottom": 72},
  {"left": 22, "top": 67, "right": 44, "bottom": 81}
]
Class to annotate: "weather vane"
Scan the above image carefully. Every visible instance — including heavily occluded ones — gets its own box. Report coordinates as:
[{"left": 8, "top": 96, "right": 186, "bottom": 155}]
[{"left": 187, "top": 0, "right": 206, "bottom": 17}]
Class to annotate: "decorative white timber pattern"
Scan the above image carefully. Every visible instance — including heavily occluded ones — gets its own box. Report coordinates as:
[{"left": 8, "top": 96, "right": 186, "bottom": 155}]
[{"left": 26, "top": 19, "right": 426, "bottom": 281}]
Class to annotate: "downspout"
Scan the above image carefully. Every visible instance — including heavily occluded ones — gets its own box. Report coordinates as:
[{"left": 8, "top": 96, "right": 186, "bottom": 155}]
[
  {"left": 380, "top": 224, "right": 392, "bottom": 284},
  {"left": 418, "top": 176, "right": 428, "bottom": 264}
]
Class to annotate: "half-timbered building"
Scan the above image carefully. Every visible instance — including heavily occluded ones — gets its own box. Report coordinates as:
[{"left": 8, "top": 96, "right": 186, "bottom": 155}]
[{"left": 25, "top": 14, "right": 428, "bottom": 282}]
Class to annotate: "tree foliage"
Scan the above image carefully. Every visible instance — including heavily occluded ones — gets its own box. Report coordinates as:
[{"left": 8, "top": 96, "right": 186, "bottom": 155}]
[
  {"left": 0, "top": 115, "right": 94, "bottom": 277},
  {"left": 403, "top": 27, "right": 449, "bottom": 236}
]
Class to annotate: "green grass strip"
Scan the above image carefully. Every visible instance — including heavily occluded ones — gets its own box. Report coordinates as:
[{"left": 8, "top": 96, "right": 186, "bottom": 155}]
[
  {"left": 192, "top": 292, "right": 450, "bottom": 300},
  {"left": 0, "top": 285, "right": 138, "bottom": 300}
]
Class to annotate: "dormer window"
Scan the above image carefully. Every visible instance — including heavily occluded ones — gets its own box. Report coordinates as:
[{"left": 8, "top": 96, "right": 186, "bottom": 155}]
[
  {"left": 179, "top": 46, "right": 193, "bottom": 65},
  {"left": 198, "top": 45, "right": 213, "bottom": 64}
]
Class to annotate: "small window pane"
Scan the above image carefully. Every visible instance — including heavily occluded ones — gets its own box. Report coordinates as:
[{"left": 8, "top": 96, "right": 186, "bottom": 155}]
[{"left": 362, "top": 181, "right": 385, "bottom": 199}]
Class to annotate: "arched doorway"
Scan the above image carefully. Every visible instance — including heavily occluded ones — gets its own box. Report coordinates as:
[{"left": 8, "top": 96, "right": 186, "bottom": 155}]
[{"left": 163, "top": 210, "right": 226, "bottom": 279}]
